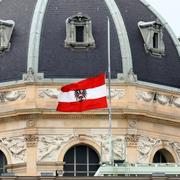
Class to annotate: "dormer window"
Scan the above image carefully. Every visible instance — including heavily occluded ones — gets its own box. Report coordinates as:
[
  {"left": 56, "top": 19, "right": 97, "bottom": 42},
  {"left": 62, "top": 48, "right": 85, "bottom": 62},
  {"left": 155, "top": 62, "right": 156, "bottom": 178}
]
[
  {"left": 138, "top": 20, "right": 165, "bottom": 57},
  {"left": 65, "top": 12, "right": 95, "bottom": 49},
  {"left": 0, "top": 20, "right": 15, "bottom": 54}
]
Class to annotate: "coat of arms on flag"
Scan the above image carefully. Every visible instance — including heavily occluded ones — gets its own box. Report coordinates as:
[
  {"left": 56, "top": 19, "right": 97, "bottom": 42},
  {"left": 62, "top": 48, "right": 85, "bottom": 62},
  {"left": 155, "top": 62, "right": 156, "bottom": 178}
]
[{"left": 56, "top": 74, "right": 108, "bottom": 112}]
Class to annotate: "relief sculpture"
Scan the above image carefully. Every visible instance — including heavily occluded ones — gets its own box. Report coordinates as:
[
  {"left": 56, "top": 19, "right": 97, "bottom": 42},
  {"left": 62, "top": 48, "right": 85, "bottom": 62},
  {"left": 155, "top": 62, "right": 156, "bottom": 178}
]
[
  {"left": 0, "top": 137, "right": 26, "bottom": 163},
  {"left": 91, "top": 135, "right": 125, "bottom": 162},
  {"left": 38, "top": 134, "right": 73, "bottom": 161},
  {"left": 137, "top": 136, "right": 161, "bottom": 163}
]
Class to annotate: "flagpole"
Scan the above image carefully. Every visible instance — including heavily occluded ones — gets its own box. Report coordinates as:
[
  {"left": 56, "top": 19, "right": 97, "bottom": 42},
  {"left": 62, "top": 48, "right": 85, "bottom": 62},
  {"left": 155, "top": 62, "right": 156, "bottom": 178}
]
[{"left": 107, "top": 16, "right": 113, "bottom": 165}]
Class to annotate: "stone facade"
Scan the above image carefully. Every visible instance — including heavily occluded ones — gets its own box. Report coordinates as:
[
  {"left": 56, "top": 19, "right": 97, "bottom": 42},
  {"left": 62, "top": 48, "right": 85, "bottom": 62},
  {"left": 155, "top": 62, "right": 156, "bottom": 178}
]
[{"left": 0, "top": 83, "right": 180, "bottom": 176}]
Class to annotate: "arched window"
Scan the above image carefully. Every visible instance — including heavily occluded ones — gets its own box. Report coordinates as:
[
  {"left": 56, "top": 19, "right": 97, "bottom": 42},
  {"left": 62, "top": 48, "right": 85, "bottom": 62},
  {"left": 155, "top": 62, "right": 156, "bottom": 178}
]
[
  {"left": 153, "top": 149, "right": 175, "bottom": 163},
  {"left": 63, "top": 144, "right": 100, "bottom": 176},
  {"left": 0, "top": 150, "right": 7, "bottom": 175}
]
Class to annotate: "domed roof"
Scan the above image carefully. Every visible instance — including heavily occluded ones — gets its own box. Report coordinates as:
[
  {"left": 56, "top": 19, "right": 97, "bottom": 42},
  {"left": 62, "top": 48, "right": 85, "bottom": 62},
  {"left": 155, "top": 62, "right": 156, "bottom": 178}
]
[{"left": 0, "top": 0, "right": 180, "bottom": 88}]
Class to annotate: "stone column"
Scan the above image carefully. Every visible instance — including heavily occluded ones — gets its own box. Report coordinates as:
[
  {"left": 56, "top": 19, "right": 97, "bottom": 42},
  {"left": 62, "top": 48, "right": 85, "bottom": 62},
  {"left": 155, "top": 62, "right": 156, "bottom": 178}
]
[
  {"left": 125, "top": 134, "right": 139, "bottom": 164},
  {"left": 25, "top": 134, "right": 38, "bottom": 175}
]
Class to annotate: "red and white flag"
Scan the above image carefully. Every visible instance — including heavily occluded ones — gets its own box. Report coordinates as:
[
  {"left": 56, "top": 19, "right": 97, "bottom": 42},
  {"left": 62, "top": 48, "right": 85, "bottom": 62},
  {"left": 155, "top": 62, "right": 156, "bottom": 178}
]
[{"left": 56, "top": 74, "right": 108, "bottom": 112}]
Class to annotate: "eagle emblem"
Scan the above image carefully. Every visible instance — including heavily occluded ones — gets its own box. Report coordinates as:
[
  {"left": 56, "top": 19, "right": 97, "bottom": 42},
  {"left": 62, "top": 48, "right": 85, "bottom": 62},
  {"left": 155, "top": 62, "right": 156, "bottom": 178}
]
[{"left": 74, "top": 90, "right": 87, "bottom": 102}]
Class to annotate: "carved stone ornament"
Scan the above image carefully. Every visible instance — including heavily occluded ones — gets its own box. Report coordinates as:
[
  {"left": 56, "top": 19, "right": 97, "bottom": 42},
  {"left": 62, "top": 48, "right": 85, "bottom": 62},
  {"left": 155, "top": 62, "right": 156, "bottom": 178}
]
[
  {"left": 38, "top": 88, "right": 59, "bottom": 99},
  {"left": 125, "top": 134, "right": 139, "bottom": 146},
  {"left": 110, "top": 89, "right": 125, "bottom": 100},
  {"left": 38, "top": 134, "right": 73, "bottom": 161},
  {"left": 0, "top": 90, "right": 26, "bottom": 103},
  {"left": 126, "top": 68, "right": 137, "bottom": 82},
  {"left": 91, "top": 135, "right": 125, "bottom": 162},
  {"left": 0, "top": 137, "right": 26, "bottom": 163},
  {"left": 38, "top": 88, "right": 125, "bottom": 100},
  {"left": 25, "top": 134, "right": 38, "bottom": 147},
  {"left": 156, "top": 94, "right": 170, "bottom": 105},
  {"left": 136, "top": 91, "right": 154, "bottom": 102},
  {"left": 26, "top": 119, "right": 36, "bottom": 128},
  {"left": 117, "top": 70, "right": 138, "bottom": 82},
  {"left": 173, "top": 97, "right": 180, "bottom": 107},
  {"left": 169, "top": 142, "right": 180, "bottom": 161},
  {"left": 23, "top": 67, "right": 44, "bottom": 82},
  {"left": 137, "top": 136, "right": 161, "bottom": 163},
  {"left": 136, "top": 90, "right": 180, "bottom": 108},
  {"left": 128, "top": 120, "right": 137, "bottom": 129}
]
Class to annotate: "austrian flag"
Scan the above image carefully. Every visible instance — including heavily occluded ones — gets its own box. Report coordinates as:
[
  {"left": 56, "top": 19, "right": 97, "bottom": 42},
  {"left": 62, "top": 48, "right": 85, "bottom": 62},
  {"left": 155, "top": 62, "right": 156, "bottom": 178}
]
[{"left": 56, "top": 74, "right": 108, "bottom": 112}]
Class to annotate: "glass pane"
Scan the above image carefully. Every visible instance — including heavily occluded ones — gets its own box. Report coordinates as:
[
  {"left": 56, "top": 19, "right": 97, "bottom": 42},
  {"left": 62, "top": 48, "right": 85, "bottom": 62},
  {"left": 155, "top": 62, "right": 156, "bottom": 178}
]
[
  {"left": 153, "top": 33, "right": 158, "bottom": 48},
  {"left": 89, "top": 173, "right": 95, "bottom": 176},
  {"left": 76, "top": 165, "right": 87, "bottom": 171},
  {"left": 89, "top": 148, "right": 99, "bottom": 163},
  {"left": 64, "top": 165, "right": 74, "bottom": 171},
  {"left": 64, "top": 148, "right": 74, "bottom": 163},
  {"left": 76, "top": 26, "right": 84, "bottom": 42},
  {"left": 89, "top": 165, "right": 99, "bottom": 171},
  {"left": 76, "top": 145, "right": 87, "bottom": 163}
]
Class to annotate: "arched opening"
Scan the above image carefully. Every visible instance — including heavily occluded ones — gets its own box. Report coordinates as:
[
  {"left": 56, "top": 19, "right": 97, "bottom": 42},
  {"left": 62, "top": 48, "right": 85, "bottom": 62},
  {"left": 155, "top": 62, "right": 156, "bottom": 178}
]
[
  {"left": 0, "top": 150, "right": 7, "bottom": 175},
  {"left": 153, "top": 149, "right": 175, "bottom": 163},
  {"left": 63, "top": 144, "right": 100, "bottom": 176}
]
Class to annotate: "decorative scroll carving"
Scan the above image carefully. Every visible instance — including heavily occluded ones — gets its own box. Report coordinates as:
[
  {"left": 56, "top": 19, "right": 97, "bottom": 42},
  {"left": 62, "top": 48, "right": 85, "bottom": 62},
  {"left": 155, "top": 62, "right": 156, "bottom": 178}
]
[
  {"left": 38, "top": 88, "right": 59, "bottom": 99},
  {"left": 38, "top": 88, "right": 125, "bottom": 100},
  {"left": 117, "top": 69, "right": 138, "bottom": 82},
  {"left": 137, "top": 136, "right": 161, "bottom": 163},
  {"left": 26, "top": 119, "right": 36, "bottom": 128},
  {"left": 125, "top": 134, "right": 139, "bottom": 146},
  {"left": 173, "top": 97, "right": 180, "bottom": 107},
  {"left": 136, "top": 90, "right": 180, "bottom": 108},
  {"left": 25, "top": 134, "right": 38, "bottom": 147},
  {"left": 128, "top": 120, "right": 137, "bottom": 129},
  {"left": 91, "top": 135, "right": 125, "bottom": 161},
  {"left": 23, "top": 67, "right": 44, "bottom": 82},
  {"left": 0, "top": 90, "right": 26, "bottom": 103},
  {"left": 156, "top": 94, "right": 170, "bottom": 105},
  {"left": 38, "top": 134, "right": 73, "bottom": 161},
  {"left": 0, "top": 137, "right": 26, "bottom": 163},
  {"left": 136, "top": 91, "right": 154, "bottom": 102},
  {"left": 169, "top": 142, "right": 180, "bottom": 161},
  {"left": 110, "top": 89, "right": 125, "bottom": 99},
  {"left": 126, "top": 68, "right": 137, "bottom": 82}
]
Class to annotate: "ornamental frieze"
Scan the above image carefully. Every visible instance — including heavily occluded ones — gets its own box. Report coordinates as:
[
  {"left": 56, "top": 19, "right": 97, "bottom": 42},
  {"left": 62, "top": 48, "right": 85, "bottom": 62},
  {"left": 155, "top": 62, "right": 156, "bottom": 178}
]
[
  {"left": 136, "top": 91, "right": 180, "bottom": 108},
  {"left": 169, "top": 142, "right": 180, "bottom": 161},
  {"left": 91, "top": 135, "right": 125, "bottom": 161},
  {"left": 37, "top": 134, "right": 73, "bottom": 161},
  {"left": 0, "top": 137, "right": 26, "bottom": 163},
  {"left": 137, "top": 136, "right": 161, "bottom": 163},
  {"left": 38, "top": 88, "right": 125, "bottom": 100},
  {"left": 0, "top": 90, "right": 26, "bottom": 103}
]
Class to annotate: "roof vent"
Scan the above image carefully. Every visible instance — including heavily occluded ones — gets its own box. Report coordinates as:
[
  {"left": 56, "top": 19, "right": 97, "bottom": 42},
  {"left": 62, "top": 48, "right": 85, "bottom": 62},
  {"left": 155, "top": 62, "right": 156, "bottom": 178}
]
[
  {"left": 0, "top": 20, "right": 15, "bottom": 54},
  {"left": 138, "top": 20, "right": 165, "bottom": 57}
]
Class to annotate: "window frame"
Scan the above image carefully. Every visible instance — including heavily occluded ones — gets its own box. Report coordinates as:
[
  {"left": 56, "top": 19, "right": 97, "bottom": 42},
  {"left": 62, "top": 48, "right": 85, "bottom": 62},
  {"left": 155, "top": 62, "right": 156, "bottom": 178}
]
[
  {"left": 138, "top": 20, "right": 165, "bottom": 57},
  {"left": 64, "top": 12, "right": 95, "bottom": 49}
]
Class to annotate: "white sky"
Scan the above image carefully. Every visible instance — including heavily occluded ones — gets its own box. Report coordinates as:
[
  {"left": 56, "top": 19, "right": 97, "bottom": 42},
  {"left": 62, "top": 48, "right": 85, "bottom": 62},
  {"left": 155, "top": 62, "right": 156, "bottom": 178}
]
[{"left": 146, "top": 0, "right": 180, "bottom": 37}]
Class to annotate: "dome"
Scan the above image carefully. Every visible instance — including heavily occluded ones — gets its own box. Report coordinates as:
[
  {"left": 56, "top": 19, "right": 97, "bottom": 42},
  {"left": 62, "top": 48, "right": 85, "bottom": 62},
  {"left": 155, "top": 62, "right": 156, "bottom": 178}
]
[
  {"left": 1, "top": 0, "right": 180, "bottom": 177},
  {"left": 0, "top": 0, "right": 180, "bottom": 88}
]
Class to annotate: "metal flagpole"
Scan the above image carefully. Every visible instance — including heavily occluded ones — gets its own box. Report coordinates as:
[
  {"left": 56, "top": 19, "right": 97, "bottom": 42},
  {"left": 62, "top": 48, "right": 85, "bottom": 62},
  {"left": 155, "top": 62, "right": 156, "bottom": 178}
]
[{"left": 107, "top": 16, "right": 113, "bottom": 165}]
